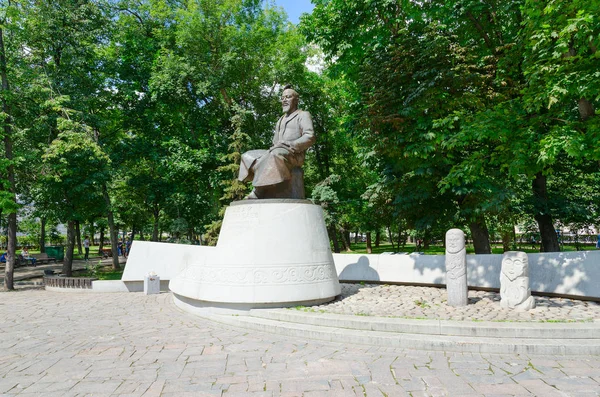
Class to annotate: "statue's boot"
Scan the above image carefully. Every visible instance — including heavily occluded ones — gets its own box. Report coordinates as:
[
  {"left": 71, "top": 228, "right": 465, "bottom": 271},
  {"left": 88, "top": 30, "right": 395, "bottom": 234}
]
[{"left": 245, "top": 190, "right": 259, "bottom": 200}]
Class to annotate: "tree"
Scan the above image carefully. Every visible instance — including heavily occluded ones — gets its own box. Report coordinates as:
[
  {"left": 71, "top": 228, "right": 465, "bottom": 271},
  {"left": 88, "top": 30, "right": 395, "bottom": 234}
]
[
  {"left": 42, "top": 120, "right": 111, "bottom": 276},
  {"left": 303, "top": 0, "right": 504, "bottom": 253},
  {"left": 0, "top": 3, "right": 19, "bottom": 289},
  {"left": 304, "top": 0, "right": 599, "bottom": 253},
  {"left": 138, "top": 0, "right": 310, "bottom": 243}
]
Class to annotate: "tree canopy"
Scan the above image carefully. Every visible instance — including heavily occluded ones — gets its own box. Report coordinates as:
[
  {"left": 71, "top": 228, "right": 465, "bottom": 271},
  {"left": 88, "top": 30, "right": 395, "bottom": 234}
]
[{"left": 1, "top": 0, "right": 599, "bottom": 288}]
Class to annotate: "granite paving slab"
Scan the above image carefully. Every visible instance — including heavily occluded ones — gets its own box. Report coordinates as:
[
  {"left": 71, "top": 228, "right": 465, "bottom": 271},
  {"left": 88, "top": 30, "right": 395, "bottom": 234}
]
[{"left": 0, "top": 289, "right": 598, "bottom": 396}]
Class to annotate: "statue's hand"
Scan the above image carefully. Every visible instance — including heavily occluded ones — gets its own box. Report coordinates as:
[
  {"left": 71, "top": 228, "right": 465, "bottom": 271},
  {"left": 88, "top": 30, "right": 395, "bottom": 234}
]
[{"left": 270, "top": 141, "right": 297, "bottom": 153}]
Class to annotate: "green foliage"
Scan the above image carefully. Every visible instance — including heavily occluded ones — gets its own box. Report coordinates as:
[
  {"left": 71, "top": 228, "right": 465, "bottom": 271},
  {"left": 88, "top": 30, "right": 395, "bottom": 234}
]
[
  {"left": 41, "top": 119, "right": 111, "bottom": 222},
  {"left": 303, "top": 0, "right": 600, "bottom": 252},
  {"left": 311, "top": 174, "right": 341, "bottom": 226},
  {"left": 2, "top": 0, "right": 598, "bottom": 254},
  {"left": 521, "top": 0, "right": 600, "bottom": 161}
]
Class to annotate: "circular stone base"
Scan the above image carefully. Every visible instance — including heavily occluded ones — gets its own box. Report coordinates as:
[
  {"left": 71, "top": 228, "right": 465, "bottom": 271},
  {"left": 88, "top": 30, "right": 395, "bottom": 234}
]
[
  {"left": 169, "top": 200, "right": 341, "bottom": 306},
  {"left": 172, "top": 293, "right": 336, "bottom": 315}
]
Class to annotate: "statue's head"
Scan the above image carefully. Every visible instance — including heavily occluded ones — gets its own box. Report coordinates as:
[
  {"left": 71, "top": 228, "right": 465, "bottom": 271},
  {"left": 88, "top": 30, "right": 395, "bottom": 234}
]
[
  {"left": 501, "top": 251, "right": 529, "bottom": 281},
  {"left": 281, "top": 84, "right": 299, "bottom": 114},
  {"left": 446, "top": 229, "right": 465, "bottom": 254}
]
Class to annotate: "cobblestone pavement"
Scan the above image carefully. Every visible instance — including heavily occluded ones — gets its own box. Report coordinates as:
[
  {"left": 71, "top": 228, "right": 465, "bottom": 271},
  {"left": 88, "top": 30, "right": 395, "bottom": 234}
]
[
  {"left": 316, "top": 284, "right": 600, "bottom": 322},
  {"left": 1, "top": 290, "right": 599, "bottom": 396}
]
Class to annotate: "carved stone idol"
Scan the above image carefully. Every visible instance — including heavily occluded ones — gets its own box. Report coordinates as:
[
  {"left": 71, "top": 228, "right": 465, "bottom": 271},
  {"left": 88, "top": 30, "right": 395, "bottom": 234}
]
[
  {"left": 238, "top": 85, "right": 315, "bottom": 199},
  {"left": 445, "top": 229, "right": 468, "bottom": 307},
  {"left": 500, "top": 251, "right": 535, "bottom": 311}
]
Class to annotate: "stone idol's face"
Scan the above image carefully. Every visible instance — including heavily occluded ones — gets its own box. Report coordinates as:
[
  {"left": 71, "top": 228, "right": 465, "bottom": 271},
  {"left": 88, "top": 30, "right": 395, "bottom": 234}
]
[
  {"left": 281, "top": 89, "right": 298, "bottom": 113},
  {"left": 503, "top": 257, "right": 525, "bottom": 281},
  {"left": 446, "top": 232, "right": 463, "bottom": 253}
]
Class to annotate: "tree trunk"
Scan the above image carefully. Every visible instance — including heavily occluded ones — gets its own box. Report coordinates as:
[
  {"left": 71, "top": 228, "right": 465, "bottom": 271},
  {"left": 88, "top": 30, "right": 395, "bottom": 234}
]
[
  {"left": 4, "top": 212, "right": 16, "bottom": 290},
  {"left": 397, "top": 224, "right": 405, "bottom": 249},
  {"left": 375, "top": 230, "right": 380, "bottom": 247},
  {"left": 328, "top": 226, "right": 340, "bottom": 253},
  {"left": 1, "top": 26, "right": 17, "bottom": 291},
  {"left": 423, "top": 229, "right": 431, "bottom": 250},
  {"left": 89, "top": 223, "right": 95, "bottom": 246},
  {"left": 535, "top": 212, "right": 560, "bottom": 252},
  {"left": 152, "top": 204, "right": 160, "bottom": 241},
  {"left": 387, "top": 226, "right": 395, "bottom": 251},
  {"left": 578, "top": 98, "right": 594, "bottom": 121},
  {"left": 63, "top": 220, "right": 75, "bottom": 277},
  {"left": 75, "top": 220, "right": 82, "bottom": 254},
  {"left": 102, "top": 184, "right": 120, "bottom": 270},
  {"left": 366, "top": 232, "right": 372, "bottom": 254},
  {"left": 343, "top": 228, "right": 351, "bottom": 252},
  {"left": 338, "top": 227, "right": 349, "bottom": 252},
  {"left": 354, "top": 230, "right": 359, "bottom": 244},
  {"left": 469, "top": 216, "right": 492, "bottom": 254},
  {"left": 501, "top": 230, "right": 511, "bottom": 252},
  {"left": 532, "top": 172, "right": 560, "bottom": 252},
  {"left": 99, "top": 226, "right": 105, "bottom": 251},
  {"left": 40, "top": 217, "right": 46, "bottom": 253}
]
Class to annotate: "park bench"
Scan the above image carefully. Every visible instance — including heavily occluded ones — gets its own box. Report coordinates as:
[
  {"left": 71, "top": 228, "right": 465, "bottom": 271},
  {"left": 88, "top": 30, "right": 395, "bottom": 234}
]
[
  {"left": 100, "top": 248, "right": 112, "bottom": 258},
  {"left": 31, "top": 253, "right": 57, "bottom": 264},
  {"left": 17, "top": 255, "right": 37, "bottom": 267}
]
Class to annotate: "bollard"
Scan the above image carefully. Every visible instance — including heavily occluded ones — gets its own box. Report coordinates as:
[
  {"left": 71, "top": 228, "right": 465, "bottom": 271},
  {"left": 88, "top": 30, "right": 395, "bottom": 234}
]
[{"left": 144, "top": 272, "right": 160, "bottom": 295}]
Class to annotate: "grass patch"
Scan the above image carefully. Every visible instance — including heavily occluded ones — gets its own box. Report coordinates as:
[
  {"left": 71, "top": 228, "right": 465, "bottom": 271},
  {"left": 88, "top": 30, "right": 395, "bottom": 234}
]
[
  {"left": 72, "top": 265, "right": 123, "bottom": 280},
  {"left": 338, "top": 242, "right": 594, "bottom": 255},
  {"left": 414, "top": 298, "right": 431, "bottom": 309},
  {"left": 290, "top": 305, "right": 318, "bottom": 313}
]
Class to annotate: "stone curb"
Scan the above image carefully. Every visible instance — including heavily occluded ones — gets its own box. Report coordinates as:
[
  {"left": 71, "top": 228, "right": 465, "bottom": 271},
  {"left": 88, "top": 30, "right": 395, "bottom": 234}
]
[
  {"left": 250, "top": 308, "right": 600, "bottom": 339},
  {"left": 184, "top": 306, "right": 600, "bottom": 356}
]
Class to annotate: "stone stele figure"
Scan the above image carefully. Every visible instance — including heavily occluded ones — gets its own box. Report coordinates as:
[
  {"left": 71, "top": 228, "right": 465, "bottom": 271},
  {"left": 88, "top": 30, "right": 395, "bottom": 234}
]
[
  {"left": 500, "top": 251, "right": 535, "bottom": 311},
  {"left": 238, "top": 85, "right": 315, "bottom": 199},
  {"left": 445, "top": 228, "right": 468, "bottom": 307}
]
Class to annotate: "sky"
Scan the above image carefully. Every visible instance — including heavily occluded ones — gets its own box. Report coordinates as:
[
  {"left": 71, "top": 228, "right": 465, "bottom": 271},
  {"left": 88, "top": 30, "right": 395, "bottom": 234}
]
[{"left": 273, "top": 0, "right": 315, "bottom": 24}]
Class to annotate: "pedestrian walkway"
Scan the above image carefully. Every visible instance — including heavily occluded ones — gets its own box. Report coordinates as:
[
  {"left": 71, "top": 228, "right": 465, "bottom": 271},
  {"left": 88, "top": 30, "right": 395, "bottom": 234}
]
[
  {"left": 0, "top": 289, "right": 599, "bottom": 396},
  {"left": 178, "top": 283, "right": 600, "bottom": 355}
]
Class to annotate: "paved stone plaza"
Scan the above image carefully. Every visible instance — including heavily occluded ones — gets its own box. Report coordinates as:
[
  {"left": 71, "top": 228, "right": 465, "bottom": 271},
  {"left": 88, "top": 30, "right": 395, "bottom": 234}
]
[{"left": 1, "top": 288, "right": 599, "bottom": 396}]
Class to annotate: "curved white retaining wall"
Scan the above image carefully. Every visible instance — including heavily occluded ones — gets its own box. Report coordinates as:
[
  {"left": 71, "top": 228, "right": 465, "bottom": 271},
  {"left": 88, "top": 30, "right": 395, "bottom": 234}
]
[
  {"left": 121, "top": 240, "right": 600, "bottom": 300},
  {"left": 123, "top": 240, "right": 213, "bottom": 282},
  {"left": 334, "top": 251, "right": 600, "bottom": 299}
]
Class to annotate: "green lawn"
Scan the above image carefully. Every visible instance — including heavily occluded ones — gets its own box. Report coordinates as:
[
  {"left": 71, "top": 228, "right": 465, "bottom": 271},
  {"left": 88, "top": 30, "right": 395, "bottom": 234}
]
[
  {"left": 24, "top": 247, "right": 103, "bottom": 260},
  {"left": 73, "top": 265, "right": 124, "bottom": 280},
  {"left": 340, "top": 242, "right": 598, "bottom": 255}
]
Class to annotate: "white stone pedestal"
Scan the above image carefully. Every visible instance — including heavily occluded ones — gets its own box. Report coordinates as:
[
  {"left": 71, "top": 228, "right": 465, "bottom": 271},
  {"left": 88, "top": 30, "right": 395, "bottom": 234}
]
[
  {"left": 169, "top": 199, "right": 341, "bottom": 312},
  {"left": 144, "top": 275, "right": 160, "bottom": 295}
]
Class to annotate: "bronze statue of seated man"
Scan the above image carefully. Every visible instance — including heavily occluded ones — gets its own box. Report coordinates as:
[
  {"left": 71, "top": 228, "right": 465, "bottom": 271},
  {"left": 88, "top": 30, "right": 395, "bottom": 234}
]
[{"left": 238, "top": 85, "right": 315, "bottom": 199}]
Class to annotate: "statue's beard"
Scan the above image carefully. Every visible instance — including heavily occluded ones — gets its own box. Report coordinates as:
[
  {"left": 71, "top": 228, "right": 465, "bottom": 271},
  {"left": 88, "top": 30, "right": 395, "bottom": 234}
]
[{"left": 282, "top": 104, "right": 290, "bottom": 113}]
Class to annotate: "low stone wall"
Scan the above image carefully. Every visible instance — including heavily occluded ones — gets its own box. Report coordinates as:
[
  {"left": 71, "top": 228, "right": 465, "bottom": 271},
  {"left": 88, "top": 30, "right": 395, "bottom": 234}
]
[
  {"left": 92, "top": 279, "right": 170, "bottom": 293},
  {"left": 333, "top": 250, "right": 600, "bottom": 300},
  {"left": 123, "top": 240, "right": 213, "bottom": 282},
  {"left": 44, "top": 276, "right": 97, "bottom": 290},
  {"left": 118, "top": 240, "right": 600, "bottom": 300}
]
